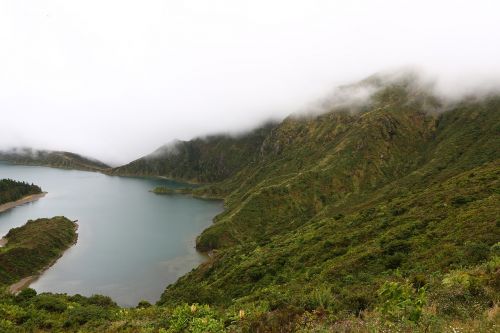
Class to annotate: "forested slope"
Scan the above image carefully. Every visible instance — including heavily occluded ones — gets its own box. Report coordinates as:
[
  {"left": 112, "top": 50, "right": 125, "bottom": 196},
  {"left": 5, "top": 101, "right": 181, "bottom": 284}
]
[
  {"left": 0, "top": 149, "right": 110, "bottom": 172},
  {"left": 111, "top": 123, "right": 276, "bottom": 183},
  {"left": 0, "top": 179, "right": 42, "bottom": 205},
  {"left": 154, "top": 77, "right": 500, "bottom": 329}
]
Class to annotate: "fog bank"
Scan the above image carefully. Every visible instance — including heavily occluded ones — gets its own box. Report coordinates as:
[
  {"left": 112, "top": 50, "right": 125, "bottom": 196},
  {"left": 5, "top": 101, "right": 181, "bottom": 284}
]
[{"left": 1, "top": 0, "right": 499, "bottom": 164}]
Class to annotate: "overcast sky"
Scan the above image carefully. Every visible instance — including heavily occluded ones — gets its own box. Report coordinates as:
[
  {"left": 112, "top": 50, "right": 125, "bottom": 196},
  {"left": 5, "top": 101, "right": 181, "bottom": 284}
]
[{"left": 1, "top": 0, "right": 499, "bottom": 165}]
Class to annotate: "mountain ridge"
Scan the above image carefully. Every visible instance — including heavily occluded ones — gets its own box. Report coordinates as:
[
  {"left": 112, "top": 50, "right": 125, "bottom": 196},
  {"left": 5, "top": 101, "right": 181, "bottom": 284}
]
[
  {"left": 110, "top": 122, "right": 278, "bottom": 183},
  {"left": 0, "top": 148, "right": 111, "bottom": 172}
]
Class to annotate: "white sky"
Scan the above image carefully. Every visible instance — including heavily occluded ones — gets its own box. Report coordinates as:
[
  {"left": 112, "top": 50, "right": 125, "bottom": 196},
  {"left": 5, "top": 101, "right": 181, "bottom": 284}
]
[{"left": 1, "top": 0, "right": 499, "bottom": 165}]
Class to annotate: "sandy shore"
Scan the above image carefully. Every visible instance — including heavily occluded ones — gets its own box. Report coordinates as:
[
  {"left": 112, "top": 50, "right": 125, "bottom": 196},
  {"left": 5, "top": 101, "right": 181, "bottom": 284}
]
[
  {"left": 8, "top": 276, "right": 38, "bottom": 294},
  {"left": 0, "top": 192, "right": 47, "bottom": 214}
]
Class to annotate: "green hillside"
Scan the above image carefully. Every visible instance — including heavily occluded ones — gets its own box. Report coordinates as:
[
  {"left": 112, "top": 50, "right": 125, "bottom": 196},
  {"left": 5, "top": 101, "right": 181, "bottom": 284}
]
[
  {"left": 0, "top": 148, "right": 110, "bottom": 172},
  {"left": 193, "top": 85, "right": 499, "bottom": 251},
  {"left": 110, "top": 123, "right": 276, "bottom": 183},
  {"left": 0, "top": 76, "right": 499, "bottom": 332},
  {"left": 156, "top": 78, "right": 500, "bottom": 329}
]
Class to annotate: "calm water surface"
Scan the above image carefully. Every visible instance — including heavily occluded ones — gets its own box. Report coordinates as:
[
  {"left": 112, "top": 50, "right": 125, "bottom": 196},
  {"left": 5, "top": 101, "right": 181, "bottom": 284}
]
[{"left": 0, "top": 163, "right": 223, "bottom": 306}]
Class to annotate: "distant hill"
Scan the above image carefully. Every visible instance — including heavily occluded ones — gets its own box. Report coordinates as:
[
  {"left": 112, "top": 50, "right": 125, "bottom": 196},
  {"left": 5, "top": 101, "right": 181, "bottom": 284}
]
[
  {"left": 110, "top": 123, "right": 277, "bottom": 183},
  {"left": 0, "top": 148, "right": 110, "bottom": 172}
]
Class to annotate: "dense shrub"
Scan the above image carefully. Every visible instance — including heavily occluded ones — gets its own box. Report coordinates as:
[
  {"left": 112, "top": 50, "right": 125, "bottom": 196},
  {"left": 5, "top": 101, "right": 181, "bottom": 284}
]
[
  {"left": 34, "top": 295, "right": 67, "bottom": 313},
  {"left": 0, "top": 179, "right": 42, "bottom": 205},
  {"left": 377, "top": 280, "right": 427, "bottom": 324}
]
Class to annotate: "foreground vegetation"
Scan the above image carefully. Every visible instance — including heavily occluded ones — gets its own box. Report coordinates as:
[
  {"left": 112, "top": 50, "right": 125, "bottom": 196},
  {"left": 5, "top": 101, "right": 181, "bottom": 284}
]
[
  {"left": 0, "top": 249, "right": 498, "bottom": 332},
  {"left": 0, "top": 179, "right": 42, "bottom": 206},
  {"left": 1, "top": 75, "right": 499, "bottom": 331}
]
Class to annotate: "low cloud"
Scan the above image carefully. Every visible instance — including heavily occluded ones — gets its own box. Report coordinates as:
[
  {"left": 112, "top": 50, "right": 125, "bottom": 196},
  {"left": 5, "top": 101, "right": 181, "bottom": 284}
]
[{"left": 1, "top": 1, "right": 499, "bottom": 164}]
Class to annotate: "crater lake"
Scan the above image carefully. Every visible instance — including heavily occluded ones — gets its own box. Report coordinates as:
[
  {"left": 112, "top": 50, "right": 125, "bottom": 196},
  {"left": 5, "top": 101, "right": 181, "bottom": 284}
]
[{"left": 0, "top": 163, "right": 223, "bottom": 306}]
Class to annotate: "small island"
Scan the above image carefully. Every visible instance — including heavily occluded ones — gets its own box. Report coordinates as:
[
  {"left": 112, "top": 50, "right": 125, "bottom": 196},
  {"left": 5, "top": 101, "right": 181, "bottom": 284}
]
[
  {"left": 0, "top": 216, "right": 78, "bottom": 293},
  {"left": 151, "top": 186, "right": 192, "bottom": 195},
  {"left": 151, "top": 186, "right": 223, "bottom": 201}
]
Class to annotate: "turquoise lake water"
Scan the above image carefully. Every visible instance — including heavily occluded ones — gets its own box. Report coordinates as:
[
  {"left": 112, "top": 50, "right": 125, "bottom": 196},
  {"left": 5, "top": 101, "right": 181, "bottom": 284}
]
[{"left": 0, "top": 163, "right": 223, "bottom": 306}]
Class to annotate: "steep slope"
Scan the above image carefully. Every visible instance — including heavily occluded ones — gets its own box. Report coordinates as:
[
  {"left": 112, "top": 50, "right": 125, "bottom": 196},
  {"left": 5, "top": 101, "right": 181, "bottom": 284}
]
[
  {"left": 0, "top": 148, "right": 110, "bottom": 172},
  {"left": 161, "top": 162, "right": 499, "bottom": 311},
  {"left": 110, "top": 123, "right": 276, "bottom": 183},
  {"left": 193, "top": 87, "right": 500, "bottom": 251},
  {"left": 155, "top": 79, "right": 500, "bottom": 321}
]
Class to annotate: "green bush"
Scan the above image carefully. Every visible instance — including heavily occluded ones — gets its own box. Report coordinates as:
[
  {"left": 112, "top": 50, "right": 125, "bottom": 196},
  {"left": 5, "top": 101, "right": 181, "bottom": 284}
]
[
  {"left": 16, "top": 288, "right": 37, "bottom": 303},
  {"left": 436, "top": 270, "right": 490, "bottom": 318},
  {"left": 137, "top": 300, "right": 152, "bottom": 308},
  {"left": 490, "top": 242, "right": 500, "bottom": 257},
  {"left": 301, "top": 285, "right": 336, "bottom": 311},
  {"left": 463, "top": 241, "right": 491, "bottom": 265},
  {"left": 377, "top": 280, "right": 427, "bottom": 324},
  {"left": 165, "top": 304, "right": 225, "bottom": 333},
  {"left": 87, "top": 294, "right": 117, "bottom": 307},
  {"left": 33, "top": 295, "right": 67, "bottom": 313},
  {"left": 64, "top": 305, "right": 114, "bottom": 327}
]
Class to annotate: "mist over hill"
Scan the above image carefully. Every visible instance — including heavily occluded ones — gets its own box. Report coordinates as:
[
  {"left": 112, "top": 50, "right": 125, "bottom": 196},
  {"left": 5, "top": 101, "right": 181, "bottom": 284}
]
[
  {"left": 1, "top": 0, "right": 500, "bottom": 330},
  {"left": 0, "top": 72, "right": 499, "bottom": 331},
  {"left": 0, "top": 148, "right": 110, "bottom": 172},
  {"left": 113, "top": 74, "right": 500, "bottom": 329}
]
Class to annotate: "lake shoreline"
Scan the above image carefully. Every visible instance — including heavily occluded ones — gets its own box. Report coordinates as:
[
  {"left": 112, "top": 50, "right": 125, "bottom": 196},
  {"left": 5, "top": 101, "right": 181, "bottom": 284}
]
[
  {"left": 8, "top": 222, "right": 79, "bottom": 294},
  {"left": 0, "top": 164, "right": 223, "bottom": 304},
  {"left": 0, "top": 192, "right": 47, "bottom": 214}
]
